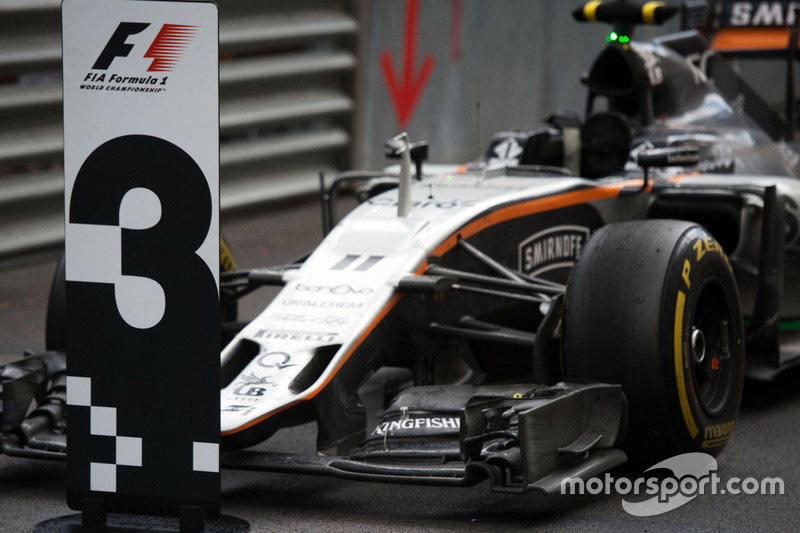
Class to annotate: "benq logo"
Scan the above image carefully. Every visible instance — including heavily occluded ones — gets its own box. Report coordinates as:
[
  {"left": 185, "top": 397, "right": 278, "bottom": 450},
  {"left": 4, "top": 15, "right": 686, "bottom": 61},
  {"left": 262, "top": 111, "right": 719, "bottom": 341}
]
[{"left": 93, "top": 22, "right": 199, "bottom": 72}]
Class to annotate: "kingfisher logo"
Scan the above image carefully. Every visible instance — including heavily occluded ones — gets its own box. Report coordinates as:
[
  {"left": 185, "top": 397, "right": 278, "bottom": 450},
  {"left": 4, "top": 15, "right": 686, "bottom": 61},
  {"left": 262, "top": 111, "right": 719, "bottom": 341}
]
[{"left": 80, "top": 22, "right": 199, "bottom": 94}]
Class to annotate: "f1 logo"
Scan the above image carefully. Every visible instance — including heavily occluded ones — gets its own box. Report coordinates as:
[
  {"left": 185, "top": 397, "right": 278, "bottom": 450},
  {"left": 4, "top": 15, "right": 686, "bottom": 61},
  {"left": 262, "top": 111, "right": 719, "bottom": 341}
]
[
  {"left": 92, "top": 22, "right": 149, "bottom": 70},
  {"left": 92, "top": 22, "right": 198, "bottom": 72}
]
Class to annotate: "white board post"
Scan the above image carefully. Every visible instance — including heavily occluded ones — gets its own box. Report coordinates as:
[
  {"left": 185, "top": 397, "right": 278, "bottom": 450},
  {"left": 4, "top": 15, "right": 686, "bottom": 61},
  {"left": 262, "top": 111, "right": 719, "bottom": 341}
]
[{"left": 62, "top": 0, "right": 220, "bottom": 519}]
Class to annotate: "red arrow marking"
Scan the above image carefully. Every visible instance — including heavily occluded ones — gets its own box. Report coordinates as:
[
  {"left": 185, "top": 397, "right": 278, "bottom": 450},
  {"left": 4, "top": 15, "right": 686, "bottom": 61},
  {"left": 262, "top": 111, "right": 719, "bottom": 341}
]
[
  {"left": 450, "top": 0, "right": 463, "bottom": 62},
  {"left": 380, "top": 0, "right": 434, "bottom": 129}
]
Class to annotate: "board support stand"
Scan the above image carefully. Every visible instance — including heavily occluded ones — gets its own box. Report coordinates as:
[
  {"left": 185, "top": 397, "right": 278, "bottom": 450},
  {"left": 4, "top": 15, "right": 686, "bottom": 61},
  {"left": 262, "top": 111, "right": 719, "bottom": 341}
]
[
  {"left": 82, "top": 499, "right": 106, "bottom": 528},
  {"left": 41, "top": 1, "right": 250, "bottom": 532},
  {"left": 34, "top": 501, "right": 249, "bottom": 532},
  {"left": 179, "top": 506, "right": 204, "bottom": 533}
]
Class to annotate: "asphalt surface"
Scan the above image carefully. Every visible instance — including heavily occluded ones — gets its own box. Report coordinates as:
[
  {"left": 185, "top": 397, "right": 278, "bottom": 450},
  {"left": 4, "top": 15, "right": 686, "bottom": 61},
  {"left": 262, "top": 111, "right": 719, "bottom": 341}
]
[{"left": 1, "top": 198, "right": 798, "bottom": 532}]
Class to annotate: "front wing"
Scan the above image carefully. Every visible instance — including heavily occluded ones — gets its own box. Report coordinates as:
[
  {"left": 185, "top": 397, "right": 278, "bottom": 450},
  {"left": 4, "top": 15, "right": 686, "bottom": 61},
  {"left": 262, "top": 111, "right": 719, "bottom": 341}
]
[{"left": 0, "top": 351, "right": 627, "bottom": 494}]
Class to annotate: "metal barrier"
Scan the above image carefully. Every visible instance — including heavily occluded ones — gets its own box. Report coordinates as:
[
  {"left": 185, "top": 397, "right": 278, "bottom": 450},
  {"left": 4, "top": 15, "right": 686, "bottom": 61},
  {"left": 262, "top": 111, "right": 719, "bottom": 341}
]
[{"left": 0, "top": 0, "right": 360, "bottom": 258}]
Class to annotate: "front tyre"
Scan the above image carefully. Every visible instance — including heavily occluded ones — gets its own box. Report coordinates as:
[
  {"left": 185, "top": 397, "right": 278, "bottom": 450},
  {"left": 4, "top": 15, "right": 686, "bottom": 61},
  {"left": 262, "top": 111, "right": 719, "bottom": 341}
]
[{"left": 563, "top": 220, "right": 744, "bottom": 462}]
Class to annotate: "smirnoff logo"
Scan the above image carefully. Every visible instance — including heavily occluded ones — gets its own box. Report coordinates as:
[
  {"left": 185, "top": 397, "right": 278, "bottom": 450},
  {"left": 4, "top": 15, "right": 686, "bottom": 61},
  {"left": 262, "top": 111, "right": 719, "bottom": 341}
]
[
  {"left": 518, "top": 225, "right": 589, "bottom": 276},
  {"left": 723, "top": 2, "right": 800, "bottom": 27}
]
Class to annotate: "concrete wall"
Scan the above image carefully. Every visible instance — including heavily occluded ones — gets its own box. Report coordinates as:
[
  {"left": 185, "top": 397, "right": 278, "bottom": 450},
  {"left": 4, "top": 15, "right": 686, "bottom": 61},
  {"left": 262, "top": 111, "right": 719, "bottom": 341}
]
[{"left": 355, "top": 0, "right": 679, "bottom": 169}]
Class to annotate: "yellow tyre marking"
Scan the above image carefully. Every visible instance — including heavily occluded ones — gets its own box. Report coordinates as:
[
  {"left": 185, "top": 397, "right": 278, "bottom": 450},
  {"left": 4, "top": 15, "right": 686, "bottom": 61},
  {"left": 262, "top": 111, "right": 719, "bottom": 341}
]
[
  {"left": 220, "top": 238, "right": 237, "bottom": 272},
  {"left": 701, "top": 435, "right": 730, "bottom": 448},
  {"left": 583, "top": 1, "right": 602, "bottom": 22},
  {"left": 675, "top": 290, "right": 699, "bottom": 438},
  {"left": 642, "top": 1, "right": 664, "bottom": 24}
]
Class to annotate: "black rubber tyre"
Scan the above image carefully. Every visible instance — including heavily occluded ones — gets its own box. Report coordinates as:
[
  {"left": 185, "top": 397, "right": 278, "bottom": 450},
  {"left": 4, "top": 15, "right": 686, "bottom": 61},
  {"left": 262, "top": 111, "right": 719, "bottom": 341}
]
[
  {"left": 45, "top": 236, "right": 239, "bottom": 351},
  {"left": 563, "top": 220, "right": 744, "bottom": 462},
  {"left": 44, "top": 253, "right": 68, "bottom": 351}
]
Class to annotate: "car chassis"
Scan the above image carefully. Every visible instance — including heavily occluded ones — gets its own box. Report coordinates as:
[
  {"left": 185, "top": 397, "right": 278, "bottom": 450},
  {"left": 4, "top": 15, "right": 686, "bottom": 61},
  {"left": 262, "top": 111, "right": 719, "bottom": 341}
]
[{"left": 2, "top": 1, "right": 800, "bottom": 496}]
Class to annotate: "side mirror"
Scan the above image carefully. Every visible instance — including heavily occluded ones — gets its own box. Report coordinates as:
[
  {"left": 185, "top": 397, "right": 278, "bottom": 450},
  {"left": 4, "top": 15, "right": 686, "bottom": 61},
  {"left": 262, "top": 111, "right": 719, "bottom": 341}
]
[
  {"left": 620, "top": 146, "right": 699, "bottom": 197},
  {"left": 637, "top": 146, "right": 700, "bottom": 168}
]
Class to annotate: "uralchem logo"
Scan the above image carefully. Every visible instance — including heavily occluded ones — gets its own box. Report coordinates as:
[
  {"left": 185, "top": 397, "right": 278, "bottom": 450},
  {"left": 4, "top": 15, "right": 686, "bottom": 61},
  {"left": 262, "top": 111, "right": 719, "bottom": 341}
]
[{"left": 561, "top": 452, "right": 784, "bottom": 516}]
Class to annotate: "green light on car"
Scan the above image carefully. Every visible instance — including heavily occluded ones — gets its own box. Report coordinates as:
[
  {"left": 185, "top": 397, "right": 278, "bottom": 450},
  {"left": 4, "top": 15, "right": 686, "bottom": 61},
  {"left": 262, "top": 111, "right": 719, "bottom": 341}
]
[{"left": 606, "top": 32, "right": 630, "bottom": 43}]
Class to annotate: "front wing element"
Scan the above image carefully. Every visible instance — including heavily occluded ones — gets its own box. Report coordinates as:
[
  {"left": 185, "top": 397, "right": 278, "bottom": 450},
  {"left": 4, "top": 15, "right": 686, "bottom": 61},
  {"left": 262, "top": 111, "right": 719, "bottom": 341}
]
[
  {"left": 1, "top": 352, "right": 627, "bottom": 493},
  {"left": 221, "top": 382, "right": 628, "bottom": 494}
]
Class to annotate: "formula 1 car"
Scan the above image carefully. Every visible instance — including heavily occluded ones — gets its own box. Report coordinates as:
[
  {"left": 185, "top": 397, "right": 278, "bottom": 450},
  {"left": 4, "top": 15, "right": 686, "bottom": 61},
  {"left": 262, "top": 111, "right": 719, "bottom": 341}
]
[{"left": 3, "top": 0, "right": 800, "bottom": 495}]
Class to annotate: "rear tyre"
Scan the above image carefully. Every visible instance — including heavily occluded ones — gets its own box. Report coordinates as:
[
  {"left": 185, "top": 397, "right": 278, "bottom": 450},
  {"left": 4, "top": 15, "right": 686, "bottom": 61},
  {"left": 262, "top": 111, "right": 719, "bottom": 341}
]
[{"left": 563, "top": 220, "right": 744, "bottom": 462}]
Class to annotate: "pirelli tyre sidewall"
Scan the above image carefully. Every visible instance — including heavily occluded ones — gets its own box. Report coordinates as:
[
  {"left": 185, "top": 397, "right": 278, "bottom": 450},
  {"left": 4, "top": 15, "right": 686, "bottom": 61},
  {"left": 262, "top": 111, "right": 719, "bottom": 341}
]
[{"left": 564, "top": 220, "right": 744, "bottom": 462}]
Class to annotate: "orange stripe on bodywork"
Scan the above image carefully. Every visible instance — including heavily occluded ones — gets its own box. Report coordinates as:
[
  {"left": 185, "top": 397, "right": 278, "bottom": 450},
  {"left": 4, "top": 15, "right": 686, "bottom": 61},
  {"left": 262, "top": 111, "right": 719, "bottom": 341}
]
[
  {"left": 712, "top": 28, "right": 797, "bottom": 52},
  {"left": 224, "top": 174, "right": 697, "bottom": 436},
  {"left": 433, "top": 172, "right": 698, "bottom": 256},
  {"left": 222, "top": 297, "right": 403, "bottom": 436},
  {"left": 432, "top": 178, "right": 645, "bottom": 256},
  {"left": 222, "top": 262, "right": 429, "bottom": 436}
]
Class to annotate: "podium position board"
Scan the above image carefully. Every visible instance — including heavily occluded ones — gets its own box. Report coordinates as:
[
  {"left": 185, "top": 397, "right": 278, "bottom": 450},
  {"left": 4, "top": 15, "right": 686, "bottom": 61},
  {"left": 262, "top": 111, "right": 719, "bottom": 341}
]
[{"left": 62, "top": 0, "right": 220, "bottom": 517}]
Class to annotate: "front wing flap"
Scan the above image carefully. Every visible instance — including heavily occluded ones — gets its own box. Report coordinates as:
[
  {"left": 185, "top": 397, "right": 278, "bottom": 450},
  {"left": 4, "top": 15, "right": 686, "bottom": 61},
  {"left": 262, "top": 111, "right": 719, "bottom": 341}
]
[
  {"left": 1, "top": 353, "right": 627, "bottom": 493},
  {"left": 221, "top": 382, "right": 628, "bottom": 494},
  {"left": 0, "top": 351, "right": 67, "bottom": 460}
]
